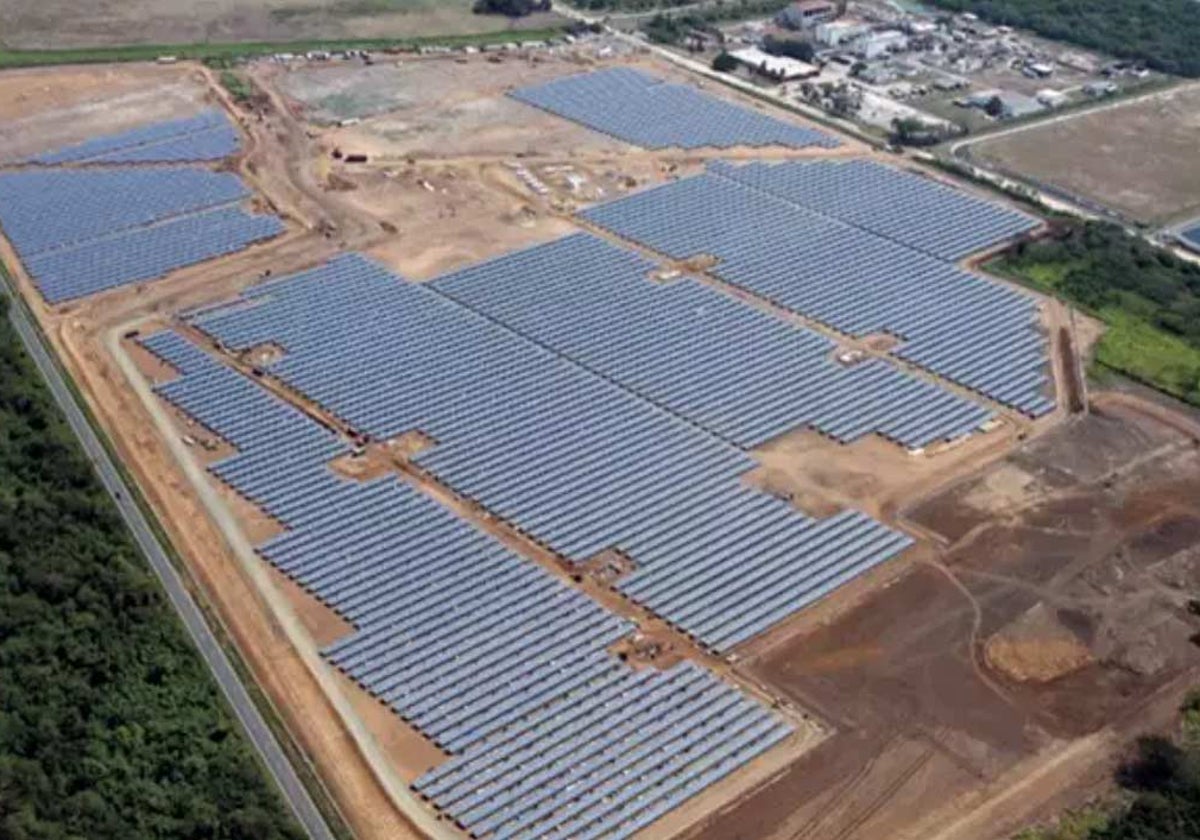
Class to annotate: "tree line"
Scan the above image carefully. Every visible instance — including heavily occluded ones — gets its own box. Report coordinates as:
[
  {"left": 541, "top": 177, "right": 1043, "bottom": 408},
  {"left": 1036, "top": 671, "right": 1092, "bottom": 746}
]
[
  {"left": 0, "top": 295, "right": 304, "bottom": 840},
  {"left": 927, "top": 0, "right": 1200, "bottom": 77}
]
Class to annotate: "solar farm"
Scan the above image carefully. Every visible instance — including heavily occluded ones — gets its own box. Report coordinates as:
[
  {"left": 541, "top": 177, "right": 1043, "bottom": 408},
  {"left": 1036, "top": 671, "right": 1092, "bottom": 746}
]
[{"left": 16, "top": 52, "right": 1187, "bottom": 840}]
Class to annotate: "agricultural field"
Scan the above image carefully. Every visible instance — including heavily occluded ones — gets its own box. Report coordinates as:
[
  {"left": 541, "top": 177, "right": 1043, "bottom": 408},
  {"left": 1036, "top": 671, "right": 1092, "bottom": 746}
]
[
  {"left": 0, "top": 0, "right": 560, "bottom": 49},
  {"left": 965, "top": 82, "right": 1200, "bottom": 226},
  {"left": 3, "top": 39, "right": 1200, "bottom": 840}
]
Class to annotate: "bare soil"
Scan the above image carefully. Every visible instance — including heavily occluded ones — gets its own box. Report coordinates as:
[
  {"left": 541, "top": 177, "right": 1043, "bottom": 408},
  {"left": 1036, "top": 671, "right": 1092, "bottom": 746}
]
[
  {"left": 690, "top": 400, "right": 1200, "bottom": 840},
  {"left": 970, "top": 82, "right": 1200, "bottom": 225},
  {"left": 0, "top": 64, "right": 210, "bottom": 164}
]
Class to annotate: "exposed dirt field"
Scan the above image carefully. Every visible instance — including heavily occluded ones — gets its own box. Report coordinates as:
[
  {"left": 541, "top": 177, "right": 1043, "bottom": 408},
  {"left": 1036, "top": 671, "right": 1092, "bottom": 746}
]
[
  {"left": 969, "top": 82, "right": 1200, "bottom": 225},
  {"left": 271, "top": 51, "right": 864, "bottom": 160},
  {"left": 690, "top": 401, "right": 1200, "bottom": 840},
  {"left": 5, "top": 49, "right": 1184, "bottom": 840},
  {"left": 0, "top": 0, "right": 560, "bottom": 49},
  {"left": 0, "top": 64, "right": 211, "bottom": 164}
]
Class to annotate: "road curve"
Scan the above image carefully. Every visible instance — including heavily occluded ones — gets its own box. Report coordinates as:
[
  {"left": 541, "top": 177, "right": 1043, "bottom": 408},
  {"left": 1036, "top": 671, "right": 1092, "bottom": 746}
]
[{"left": 0, "top": 279, "right": 337, "bottom": 840}]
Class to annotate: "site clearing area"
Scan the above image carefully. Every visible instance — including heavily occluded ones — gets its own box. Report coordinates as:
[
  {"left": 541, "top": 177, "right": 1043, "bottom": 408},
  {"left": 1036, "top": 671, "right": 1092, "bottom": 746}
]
[
  {"left": 964, "top": 82, "right": 1200, "bottom": 226},
  {"left": 3, "top": 38, "right": 1200, "bottom": 840}
]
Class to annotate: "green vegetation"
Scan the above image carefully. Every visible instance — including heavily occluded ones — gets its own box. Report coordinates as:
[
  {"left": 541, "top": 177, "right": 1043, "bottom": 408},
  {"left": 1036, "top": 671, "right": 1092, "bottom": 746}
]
[
  {"left": 0, "top": 27, "right": 567, "bottom": 69},
  {"left": 641, "top": 0, "right": 793, "bottom": 43},
  {"left": 762, "top": 34, "right": 815, "bottom": 63},
  {"left": 569, "top": 0, "right": 693, "bottom": 10},
  {"left": 1017, "top": 691, "right": 1200, "bottom": 839},
  {"left": 219, "top": 70, "right": 254, "bottom": 105},
  {"left": 993, "top": 221, "right": 1200, "bottom": 406},
  {"left": 0, "top": 293, "right": 304, "bottom": 840},
  {"left": 926, "top": 0, "right": 1200, "bottom": 77},
  {"left": 712, "top": 51, "right": 740, "bottom": 72},
  {"left": 472, "top": 0, "right": 551, "bottom": 15}
]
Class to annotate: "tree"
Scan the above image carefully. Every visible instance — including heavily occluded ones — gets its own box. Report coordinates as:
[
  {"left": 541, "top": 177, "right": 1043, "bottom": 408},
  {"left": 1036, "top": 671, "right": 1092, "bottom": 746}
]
[
  {"left": 712, "top": 51, "right": 740, "bottom": 73},
  {"left": 983, "top": 94, "right": 1006, "bottom": 118},
  {"left": 762, "top": 34, "right": 815, "bottom": 62},
  {"left": 472, "top": 0, "right": 550, "bottom": 16}
]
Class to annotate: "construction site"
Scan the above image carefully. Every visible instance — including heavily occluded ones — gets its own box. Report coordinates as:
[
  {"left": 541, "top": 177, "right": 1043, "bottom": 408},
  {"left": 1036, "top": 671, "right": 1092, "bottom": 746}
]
[{"left": 2, "top": 40, "right": 1199, "bottom": 840}]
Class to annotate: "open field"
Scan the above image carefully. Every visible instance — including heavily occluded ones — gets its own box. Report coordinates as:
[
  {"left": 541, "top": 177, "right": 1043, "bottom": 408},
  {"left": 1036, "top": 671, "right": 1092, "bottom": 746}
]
[
  {"left": 965, "top": 83, "right": 1200, "bottom": 225},
  {"left": 696, "top": 399, "right": 1200, "bottom": 840},
  {"left": 4, "top": 44, "right": 1199, "bottom": 840},
  {"left": 0, "top": 0, "right": 561, "bottom": 49}
]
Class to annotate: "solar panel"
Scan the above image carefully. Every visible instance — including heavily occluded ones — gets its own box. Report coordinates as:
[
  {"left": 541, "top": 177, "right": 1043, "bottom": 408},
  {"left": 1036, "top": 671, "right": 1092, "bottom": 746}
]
[
  {"left": 0, "top": 165, "right": 281, "bottom": 303},
  {"left": 582, "top": 162, "right": 1054, "bottom": 417},
  {"left": 188, "top": 253, "right": 913, "bottom": 652},
  {"left": 433, "top": 232, "right": 993, "bottom": 450},
  {"left": 138, "top": 330, "right": 795, "bottom": 836},
  {"left": 31, "top": 109, "right": 240, "bottom": 164},
  {"left": 510, "top": 67, "right": 838, "bottom": 150}
]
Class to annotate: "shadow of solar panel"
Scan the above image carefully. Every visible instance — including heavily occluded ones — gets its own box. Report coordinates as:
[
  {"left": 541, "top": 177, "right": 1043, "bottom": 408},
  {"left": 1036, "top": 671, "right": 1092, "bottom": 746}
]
[{"left": 510, "top": 67, "right": 839, "bottom": 150}]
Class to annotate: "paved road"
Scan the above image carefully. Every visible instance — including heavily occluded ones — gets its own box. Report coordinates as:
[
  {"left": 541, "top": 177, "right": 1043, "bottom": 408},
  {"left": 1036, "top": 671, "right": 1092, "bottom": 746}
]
[{"left": 0, "top": 282, "right": 337, "bottom": 840}]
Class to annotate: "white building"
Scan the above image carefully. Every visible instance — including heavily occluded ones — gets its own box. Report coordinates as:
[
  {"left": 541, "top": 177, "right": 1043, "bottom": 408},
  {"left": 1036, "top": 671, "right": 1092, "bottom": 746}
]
[
  {"left": 858, "top": 30, "right": 908, "bottom": 60},
  {"left": 729, "top": 47, "right": 820, "bottom": 81},
  {"left": 815, "top": 20, "right": 870, "bottom": 46}
]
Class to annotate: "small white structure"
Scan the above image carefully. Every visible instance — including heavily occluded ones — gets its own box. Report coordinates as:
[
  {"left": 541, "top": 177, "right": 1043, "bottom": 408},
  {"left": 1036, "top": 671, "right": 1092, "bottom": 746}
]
[
  {"left": 1036, "top": 88, "right": 1069, "bottom": 108},
  {"left": 729, "top": 47, "right": 820, "bottom": 81},
  {"left": 815, "top": 20, "right": 870, "bottom": 47},
  {"left": 858, "top": 30, "right": 908, "bottom": 60}
]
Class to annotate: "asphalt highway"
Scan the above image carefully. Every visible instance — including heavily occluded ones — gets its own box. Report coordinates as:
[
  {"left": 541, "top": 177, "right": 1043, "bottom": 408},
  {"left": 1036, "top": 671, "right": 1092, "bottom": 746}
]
[{"left": 1, "top": 281, "right": 337, "bottom": 840}]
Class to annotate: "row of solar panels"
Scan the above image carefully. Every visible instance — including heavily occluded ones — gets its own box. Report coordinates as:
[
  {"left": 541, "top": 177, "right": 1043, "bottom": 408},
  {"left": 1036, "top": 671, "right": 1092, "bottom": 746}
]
[
  {"left": 1179, "top": 224, "right": 1200, "bottom": 253},
  {"left": 189, "top": 253, "right": 913, "bottom": 653},
  {"left": 433, "top": 232, "right": 993, "bottom": 450},
  {"left": 29, "top": 108, "right": 239, "bottom": 165},
  {"left": 0, "top": 165, "right": 281, "bottom": 303},
  {"left": 510, "top": 66, "right": 838, "bottom": 151},
  {"left": 138, "top": 330, "right": 792, "bottom": 838},
  {"left": 582, "top": 162, "right": 1055, "bottom": 417},
  {"left": 711, "top": 159, "right": 1039, "bottom": 262}
]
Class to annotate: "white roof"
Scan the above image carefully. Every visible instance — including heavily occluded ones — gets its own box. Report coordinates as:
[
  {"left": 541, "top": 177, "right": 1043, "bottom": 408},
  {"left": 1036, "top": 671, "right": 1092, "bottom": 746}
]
[{"left": 729, "top": 47, "right": 819, "bottom": 79}]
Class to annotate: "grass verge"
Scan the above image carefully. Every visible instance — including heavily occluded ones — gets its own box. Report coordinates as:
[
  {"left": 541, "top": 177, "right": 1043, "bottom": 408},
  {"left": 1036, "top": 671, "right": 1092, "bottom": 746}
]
[
  {"left": 988, "top": 254, "right": 1200, "bottom": 407},
  {"left": 0, "top": 27, "right": 566, "bottom": 69}
]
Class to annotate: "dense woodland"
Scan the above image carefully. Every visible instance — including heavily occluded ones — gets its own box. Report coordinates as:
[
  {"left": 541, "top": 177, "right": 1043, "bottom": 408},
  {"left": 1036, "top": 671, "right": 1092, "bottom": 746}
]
[
  {"left": 998, "top": 221, "right": 1200, "bottom": 406},
  {"left": 0, "top": 296, "right": 303, "bottom": 840},
  {"left": 927, "top": 0, "right": 1200, "bottom": 77}
]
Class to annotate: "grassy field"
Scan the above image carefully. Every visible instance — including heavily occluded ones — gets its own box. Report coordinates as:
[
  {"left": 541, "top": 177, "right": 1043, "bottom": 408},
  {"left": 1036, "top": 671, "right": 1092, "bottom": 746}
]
[
  {"left": 0, "top": 0, "right": 561, "bottom": 50},
  {"left": 0, "top": 27, "right": 566, "bottom": 69},
  {"left": 966, "top": 83, "right": 1200, "bottom": 226},
  {"left": 990, "top": 233, "right": 1200, "bottom": 407}
]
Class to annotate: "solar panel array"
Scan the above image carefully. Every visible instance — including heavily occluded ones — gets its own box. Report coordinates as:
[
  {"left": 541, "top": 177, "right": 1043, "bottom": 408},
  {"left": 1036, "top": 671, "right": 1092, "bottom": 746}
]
[
  {"left": 31, "top": 109, "right": 240, "bottom": 165},
  {"left": 138, "top": 329, "right": 793, "bottom": 838},
  {"left": 27, "top": 206, "right": 284, "bottom": 302},
  {"left": 433, "top": 233, "right": 993, "bottom": 449},
  {"left": 189, "top": 253, "right": 912, "bottom": 651},
  {"left": 713, "top": 159, "right": 1039, "bottom": 261},
  {"left": 1180, "top": 224, "right": 1200, "bottom": 253},
  {"left": 510, "top": 66, "right": 838, "bottom": 150},
  {"left": 0, "top": 165, "right": 282, "bottom": 303},
  {"left": 582, "top": 163, "right": 1054, "bottom": 417}
]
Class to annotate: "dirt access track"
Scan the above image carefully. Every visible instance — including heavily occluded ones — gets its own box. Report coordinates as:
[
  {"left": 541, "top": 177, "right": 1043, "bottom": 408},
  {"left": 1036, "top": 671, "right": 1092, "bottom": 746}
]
[{"left": 4, "top": 49, "right": 1190, "bottom": 840}]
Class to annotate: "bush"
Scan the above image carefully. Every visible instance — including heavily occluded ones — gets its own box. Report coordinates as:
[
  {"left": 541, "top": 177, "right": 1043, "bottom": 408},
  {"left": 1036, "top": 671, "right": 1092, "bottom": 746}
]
[{"left": 712, "top": 51, "right": 740, "bottom": 73}]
